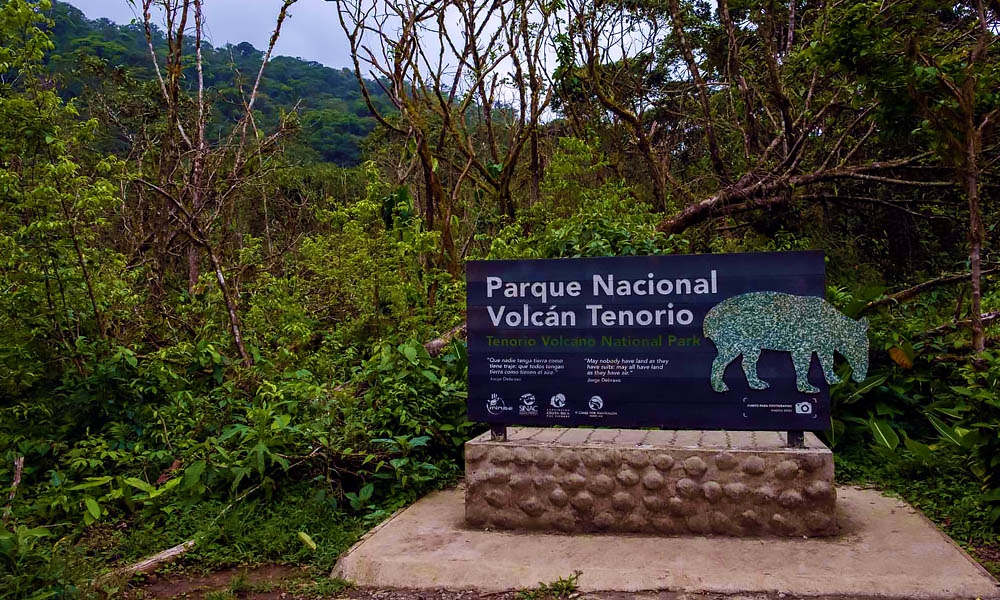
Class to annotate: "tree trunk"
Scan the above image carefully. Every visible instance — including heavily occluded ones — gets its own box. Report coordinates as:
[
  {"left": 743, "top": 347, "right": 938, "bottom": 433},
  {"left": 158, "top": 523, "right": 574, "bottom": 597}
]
[
  {"left": 209, "top": 246, "right": 252, "bottom": 366},
  {"left": 667, "top": 0, "right": 728, "bottom": 182},
  {"left": 188, "top": 244, "right": 199, "bottom": 295},
  {"left": 965, "top": 127, "right": 985, "bottom": 355},
  {"left": 529, "top": 126, "right": 541, "bottom": 206}
]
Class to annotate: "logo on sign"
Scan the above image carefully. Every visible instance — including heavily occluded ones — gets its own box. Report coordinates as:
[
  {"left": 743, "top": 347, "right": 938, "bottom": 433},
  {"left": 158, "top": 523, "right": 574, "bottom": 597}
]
[
  {"left": 589, "top": 395, "right": 604, "bottom": 411},
  {"left": 795, "top": 401, "right": 813, "bottom": 415},
  {"left": 550, "top": 393, "right": 566, "bottom": 408},
  {"left": 520, "top": 393, "right": 538, "bottom": 416},
  {"left": 487, "top": 393, "right": 509, "bottom": 416}
]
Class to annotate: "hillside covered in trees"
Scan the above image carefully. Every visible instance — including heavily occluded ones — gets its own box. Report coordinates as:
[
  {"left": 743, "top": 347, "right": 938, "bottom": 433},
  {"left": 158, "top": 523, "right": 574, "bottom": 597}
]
[
  {"left": 46, "top": 1, "right": 389, "bottom": 165},
  {"left": 1, "top": 0, "right": 999, "bottom": 596}
]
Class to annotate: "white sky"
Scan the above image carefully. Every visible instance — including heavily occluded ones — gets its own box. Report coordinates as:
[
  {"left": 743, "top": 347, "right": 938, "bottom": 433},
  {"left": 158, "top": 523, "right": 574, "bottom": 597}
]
[{"left": 65, "top": 0, "right": 354, "bottom": 68}]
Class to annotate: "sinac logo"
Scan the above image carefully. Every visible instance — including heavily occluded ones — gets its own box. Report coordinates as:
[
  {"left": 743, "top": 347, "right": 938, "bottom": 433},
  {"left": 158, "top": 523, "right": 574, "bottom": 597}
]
[
  {"left": 589, "top": 395, "right": 604, "bottom": 411},
  {"left": 519, "top": 393, "right": 538, "bottom": 415}
]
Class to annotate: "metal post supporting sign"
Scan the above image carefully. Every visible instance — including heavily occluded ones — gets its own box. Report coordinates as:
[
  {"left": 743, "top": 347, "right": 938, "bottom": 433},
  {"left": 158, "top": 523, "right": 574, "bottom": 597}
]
[{"left": 787, "top": 430, "right": 805, "bottom": 448}]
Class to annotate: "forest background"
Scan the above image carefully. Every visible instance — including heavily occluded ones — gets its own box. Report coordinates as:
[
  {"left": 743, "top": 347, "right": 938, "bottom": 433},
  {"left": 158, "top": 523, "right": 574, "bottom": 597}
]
[{"left": 1, "top": 0, "right": 998, "bottom": 597}]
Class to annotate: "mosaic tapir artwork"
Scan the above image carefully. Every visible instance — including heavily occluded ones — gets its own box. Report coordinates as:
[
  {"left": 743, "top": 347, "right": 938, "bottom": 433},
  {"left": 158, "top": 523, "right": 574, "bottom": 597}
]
[{"left": 703, "top": 292, "right": 869, "bottom": 394}]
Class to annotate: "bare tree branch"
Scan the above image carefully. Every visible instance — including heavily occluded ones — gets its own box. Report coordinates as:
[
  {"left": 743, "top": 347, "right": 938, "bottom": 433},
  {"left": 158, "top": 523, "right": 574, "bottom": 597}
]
[{"left": 860, "top": 268, "right": 1000, "bottom": 314}]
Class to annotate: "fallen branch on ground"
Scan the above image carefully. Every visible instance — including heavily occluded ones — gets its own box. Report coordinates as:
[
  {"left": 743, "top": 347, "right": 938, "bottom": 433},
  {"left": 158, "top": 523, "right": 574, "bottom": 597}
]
[{"left": 95, "top": 540, "right": 196, "bottom": 588}]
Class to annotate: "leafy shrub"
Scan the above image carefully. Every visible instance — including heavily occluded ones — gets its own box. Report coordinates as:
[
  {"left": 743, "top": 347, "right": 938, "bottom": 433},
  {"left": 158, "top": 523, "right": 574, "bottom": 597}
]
[{"left": 486, "top": 138, "right": 687, "bottom": 260}]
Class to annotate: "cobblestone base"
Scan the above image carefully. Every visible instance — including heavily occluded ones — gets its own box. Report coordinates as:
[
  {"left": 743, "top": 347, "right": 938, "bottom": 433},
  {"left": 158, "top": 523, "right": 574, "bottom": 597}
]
[{"left": 465, "top": 428, "right": 835, "bottom": 536}]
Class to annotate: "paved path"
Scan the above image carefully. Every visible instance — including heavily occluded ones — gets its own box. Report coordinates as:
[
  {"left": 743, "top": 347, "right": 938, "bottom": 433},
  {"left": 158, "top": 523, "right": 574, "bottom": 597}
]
[
  {"left": 344, "top": 591, "right": 962, "bottom": 600},
  {"left": 333, "top": 486, "right": 1000, "bottom": 599}
]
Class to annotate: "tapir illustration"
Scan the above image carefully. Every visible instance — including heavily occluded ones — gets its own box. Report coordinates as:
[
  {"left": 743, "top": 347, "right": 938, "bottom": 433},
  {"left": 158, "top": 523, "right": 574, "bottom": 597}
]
[{"left": 703, "top": 292, "right": 869, "bottom": 394}]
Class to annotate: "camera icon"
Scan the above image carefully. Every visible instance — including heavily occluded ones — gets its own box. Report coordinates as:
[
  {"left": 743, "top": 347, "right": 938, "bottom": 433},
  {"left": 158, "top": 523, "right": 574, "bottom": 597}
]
[{"left": 795, "top": 401, "right": 813, "bottom": 415}]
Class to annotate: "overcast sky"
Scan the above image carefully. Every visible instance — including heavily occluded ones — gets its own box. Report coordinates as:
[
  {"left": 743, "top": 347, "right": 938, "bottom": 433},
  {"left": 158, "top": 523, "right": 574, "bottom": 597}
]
[{"left": 65, "top": 0, "right": 354, "bottom": 69}]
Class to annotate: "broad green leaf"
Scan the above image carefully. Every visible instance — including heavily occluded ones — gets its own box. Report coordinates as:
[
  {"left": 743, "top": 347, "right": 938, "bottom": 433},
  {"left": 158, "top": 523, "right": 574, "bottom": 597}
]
[
  {"left": 359, "top": 482, "right": 374, "bottom": 501},
  {"left": 401, "top": 344, "right": 418, "bottom": 364},
  {"left": 845, "top": 375, "right": 887, "bottom": 403},
  {"left": 927, "top": 413, "right": 964, "bottom": 447},
  {"left": 124, "top": 477, "right": 155, "bottom": 493},
  {"left": 219, "top": 424, "right": 250, "bottom": 442},
  {"left": 826, "top": 417, "right": 845, "bottom": 447},
  {"left": 67, "top": 476, "right": 112, "bottom": 491},
  {"left": 19, "top": 527, "right": 51, "bottom": 540},
  {"left": 869, "top": 418, "right": 899, "bottom": 450},
  {"left": 903, "top": 436, "right": 933, "bottom": 462},
  {"left": 875, "top": 402, "right": 899, "bottom": 416},
  {"left": 182, "top": 460, "right": 207, "bottom": 490},
  {"left": 934, "top": 406, "right": 969, "bottom": 418},
  {"left": 298, "top": 531, "right": 317, "bottom": 551},
  {"left": 85, "top": 497, "right": 101, "bottom": 520}
]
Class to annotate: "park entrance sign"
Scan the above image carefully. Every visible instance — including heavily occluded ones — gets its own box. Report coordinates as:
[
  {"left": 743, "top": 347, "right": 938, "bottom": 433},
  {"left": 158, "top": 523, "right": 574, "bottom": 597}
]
[{"left": 466, "top": 251, "right": 869, "bottom": 431}]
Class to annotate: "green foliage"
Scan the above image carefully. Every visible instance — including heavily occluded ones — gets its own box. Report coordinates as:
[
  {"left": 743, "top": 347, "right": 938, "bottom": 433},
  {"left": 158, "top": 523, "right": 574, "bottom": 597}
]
[
  {"left": 1, "top": 338, "right": 468, "bottom": 594},
  {"left": 486, "top": 137, "right": 688, "bottom": 259},
  {"left": 0, "top": 524, "right": 88, "bottom": 600},
  {"left": 811, "top": 0, "right": 1000, "bottom": 159},
  {"left": 824, "top": 281, "right": 1000, "bottom": 530},
  {"left": 515, "top": 571, "right": 582, "bottom": 600},
  {"left": 0, "top": 10, "right": 462, "bottom": 586},
  {"left": 923, "top": 351, "right": 1000, "bottom": 519},
  {"left": 0, "top": 13, "right": 463, "bottom": 579},
  {"left": 0, "top": 0, "right": 129, "bottom": 400},
  {"left": 336, "top": 340, "right": 472, "bottom": 519},
  {"left": 293, "top": 162, "right": 460, "bottom": 354}
]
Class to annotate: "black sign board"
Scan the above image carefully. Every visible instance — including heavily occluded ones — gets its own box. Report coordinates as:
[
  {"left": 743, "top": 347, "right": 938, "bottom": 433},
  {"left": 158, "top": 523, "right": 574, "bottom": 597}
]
[{"left": 466, "top": 251, "right": 867, "bottom": 431}]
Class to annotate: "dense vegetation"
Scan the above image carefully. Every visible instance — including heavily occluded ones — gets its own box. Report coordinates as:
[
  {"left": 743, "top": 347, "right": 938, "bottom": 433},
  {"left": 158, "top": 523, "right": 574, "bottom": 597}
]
[{"left": 0, "top": 0, "right": 998, "bottom": 597}]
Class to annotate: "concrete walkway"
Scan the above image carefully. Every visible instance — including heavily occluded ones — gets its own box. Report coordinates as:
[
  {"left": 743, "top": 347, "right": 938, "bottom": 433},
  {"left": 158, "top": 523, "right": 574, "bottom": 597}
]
[{"left": 333, "top": 485, "right": 1000, "bottom": 599}]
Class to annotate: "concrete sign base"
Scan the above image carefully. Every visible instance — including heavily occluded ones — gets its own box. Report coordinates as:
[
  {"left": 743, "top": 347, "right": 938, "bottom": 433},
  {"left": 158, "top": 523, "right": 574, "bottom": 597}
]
[
  {"left": 332, "top": 486, "right": 1000, "bottom": 598},
  {"left": 465, "top": 428, "right": 834, "bottom": 536}
]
